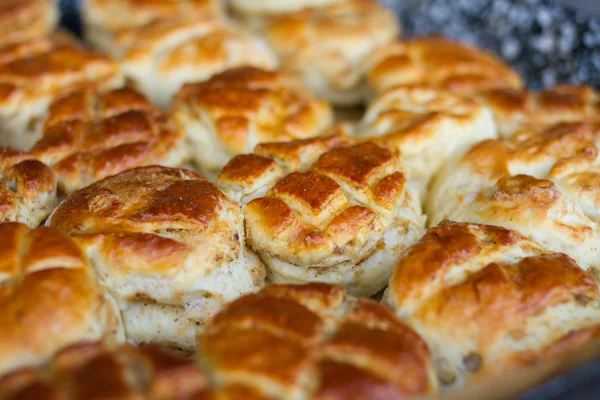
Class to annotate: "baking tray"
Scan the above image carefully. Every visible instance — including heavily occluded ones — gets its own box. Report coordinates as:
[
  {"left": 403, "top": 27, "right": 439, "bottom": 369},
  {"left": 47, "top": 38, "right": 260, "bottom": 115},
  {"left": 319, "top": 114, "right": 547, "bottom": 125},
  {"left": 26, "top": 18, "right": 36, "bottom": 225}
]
[{"left": 57, "top": 0, "right": 600, "bottom": 398}]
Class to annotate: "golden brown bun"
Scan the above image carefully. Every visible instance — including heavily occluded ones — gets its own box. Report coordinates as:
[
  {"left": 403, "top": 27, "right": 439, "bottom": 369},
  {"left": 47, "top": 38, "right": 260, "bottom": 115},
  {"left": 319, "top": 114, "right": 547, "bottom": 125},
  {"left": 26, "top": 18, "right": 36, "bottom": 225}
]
[
  {"left": 0, "top": 0, "right": 58, "bottom": 48},
  {"left": 256, "top": 0, "right": 400, "bottom": 105},
  {"left": 48, "top": 166, "right": 266, "bottom": 351},
  {"left": 0, "top": 87, "right": 188, "bottom": 193},
  {"left": 0, "top": 34, "right": 123, "bottom": 151},
  {"left": 478, "top": 85, "right": 600, "bottom": 138},
  {"left": 0, "top": 159, "right": 56, "bottom": 227},
  {"left": 198, "top": 283, "right": 437, "bottom": 399},
  {"left": 0, "top": 342, "right": 206, "bottom": 399},
  {"left": 230, "top": 0, "right": 344, "bottom": 16},
  {"left": 173, "top": 66, "right": 333, "bottom": 176},
  {"left": 217, "top": 134, "right": 425, "bottom": 296},
  {"left": 386, "top": 221, "right": 600, "bottom": 388},
  {"left": 428, "top": 123, "right": 600, "bottom": 272},
  {"left": 355, "top": 86, "right": 497, "bottom": 198},
  {"left": 366, "top": 36, "right": 523, "bottom": 96},
  {"left": 0, "top": 223, "right": 124, "bottom": 377}
]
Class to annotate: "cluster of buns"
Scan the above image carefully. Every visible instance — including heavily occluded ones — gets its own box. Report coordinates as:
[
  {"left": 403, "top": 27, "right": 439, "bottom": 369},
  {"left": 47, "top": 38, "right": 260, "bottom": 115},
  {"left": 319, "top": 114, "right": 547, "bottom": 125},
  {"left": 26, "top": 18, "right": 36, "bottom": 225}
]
[{"left": 0, "top": 0, "right": 599, "bottom": 398}]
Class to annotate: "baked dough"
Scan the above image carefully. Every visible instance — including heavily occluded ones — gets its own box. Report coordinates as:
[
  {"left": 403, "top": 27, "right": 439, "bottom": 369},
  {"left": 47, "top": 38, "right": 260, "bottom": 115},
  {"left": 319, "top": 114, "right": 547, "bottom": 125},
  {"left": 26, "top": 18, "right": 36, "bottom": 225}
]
[
  {"left": 0, "top": 0, "right": 58, "bottom": 48},
  {"left": 230, "top": 0, "right": 344, "bottom": 16}
]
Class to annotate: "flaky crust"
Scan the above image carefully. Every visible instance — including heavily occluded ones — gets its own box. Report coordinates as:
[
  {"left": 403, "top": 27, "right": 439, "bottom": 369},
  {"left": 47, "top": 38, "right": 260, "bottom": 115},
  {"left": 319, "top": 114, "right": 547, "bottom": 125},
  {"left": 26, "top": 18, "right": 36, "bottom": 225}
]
[
  {"left": 386, "top": 221, "right": 600, "bottom": 387},
  {"left": 0, "top": 0, "right": 58, "bottom": 48},
  {"left": 258, "top": 0, "right": 400, "bottom": 105},
  {"left": 173, "top": 67, "right": 333, "bottom": 174},
  {"left": 478, "top": 85, "right": 600, "bottom": 138},
  {"left": 428, "top": 123, "right": 600, "bottom": 272},
  {"left": 0, "top": 87, "right": 188, "bottom": 193},
  {"left": 198, "top": 283, "right": 437, "bottom": 399},
  {"left": 48, "top": 166, "right": 266, "bottom": 350},
  {"left": 217, "top": 134, "right": 425, "bottom": 296},
  {"left": 0, "top": 223, "right": 124, "bottom": 377},
  {"left": 356, "top": 86, "right": 497, "bottom": 197},
  {"left": 366, "top": 37, "right": 523, "bottom": 96}
]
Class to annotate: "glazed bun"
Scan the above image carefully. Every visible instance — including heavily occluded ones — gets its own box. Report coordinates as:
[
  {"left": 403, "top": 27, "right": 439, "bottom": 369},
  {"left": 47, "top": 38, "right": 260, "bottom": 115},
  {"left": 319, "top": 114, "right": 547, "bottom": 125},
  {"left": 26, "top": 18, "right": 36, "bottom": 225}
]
[
  {"left": 0, "top": 0, "right": 58, "bottom": 48},
  {"left": 366, "top": 37, "right": 523, "bottom": 96},
  {"left": 0, "top": 223, "right": 124, "bottom": 377},
  {"left": 48, "top": 166, "right": 266, "bottom": 351},
  {"left": 0, "top": 87, "right": 188, "bottom": 193},
  {"left": 217, "top": 134, "right": 425, "bottom": 296},
  {"left": 386, "top": 221, "right": 600, "bottom": 387},
  {"left": 172, "top": 66, "right": 333, "bottom": 177}
]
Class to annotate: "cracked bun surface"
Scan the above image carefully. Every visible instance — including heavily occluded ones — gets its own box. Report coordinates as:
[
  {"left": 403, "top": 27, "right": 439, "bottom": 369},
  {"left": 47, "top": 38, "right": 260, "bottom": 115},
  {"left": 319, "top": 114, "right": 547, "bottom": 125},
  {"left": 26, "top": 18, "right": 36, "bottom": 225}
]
[
  {"left": 217, "top": 135, "right": 425, "bottom": 296},
  {"left": 0, "top": 34, "right": 123, "bottom": 151},
  {"left": 0, "top": 0, "right": 58, "bottom": 48},
  {"left": 112, "top": 19, "right": 278, "bottom": 108},
  {"left": 0, "top": 87, "right": 188, "bottom": 193},
  {"left": 386, "top": 221, "right": 600, "bottom": 387},
  {"left": 0, "top": 159, "right": 56, "bottom": 227},
  {"left": 48, "top": 166, "right": 266, "bottom": 351},
  {"left": 365, "top": 36, "right": 523, "bottom": 96},
  {"left": 428, "top": 123, "right": 600, "bottom": 272},
  {"left": 254, "top": 0, "right": 400, "bottom": 105},
  {"left": 0, "top": 223, "right": 124, "bottom": 377},
  {"left": 355, "top": 86, "right": 497, "bottom": 198},
  {"left": 173, "top": 67, "right": 333, "bottom": 176}
]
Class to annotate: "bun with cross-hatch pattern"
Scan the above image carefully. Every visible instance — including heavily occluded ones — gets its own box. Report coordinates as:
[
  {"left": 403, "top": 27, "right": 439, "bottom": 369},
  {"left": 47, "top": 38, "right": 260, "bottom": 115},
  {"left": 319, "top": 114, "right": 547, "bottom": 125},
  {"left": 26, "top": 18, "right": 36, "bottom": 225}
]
[
  {"left": 217, "top": 133, "right": 425, "bottom": 296},
  {"left": 0, "top": 0, "right": 58, "bottom": 49},
  {"left": 385, "top": 221, "right": 600, "bottom": 388},
  {"left": 0, "top": 223, "right": 124, "bottom": 377}
]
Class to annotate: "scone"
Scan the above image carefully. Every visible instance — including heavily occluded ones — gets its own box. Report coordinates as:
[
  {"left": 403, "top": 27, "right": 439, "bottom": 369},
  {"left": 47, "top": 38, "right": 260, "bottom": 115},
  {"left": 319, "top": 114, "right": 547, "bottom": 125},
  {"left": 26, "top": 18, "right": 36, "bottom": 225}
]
[
  {"left": 172, "top": 66, "right": 333, "bottom": 178},
  {"left": 217, "top": 135, "right": 425, "bottom": 296},
  {"left": 0, "top": 342, "right": 206, "bottom": 398},
  {"left": 0, "top": 0, "right": 58, "bottom": 48},
  {"left": 198, "top": 283, "right": 437, "bottom": 399},
  {"left": 366, "top": 36, "right": 523, "bottom": 96},
  {"left": 0, "top": 159, "right": 56, "bottom": 227},
  {"left": 0, "top": 34, "right": 123, "bottom": 150},
  {"left": 251, "top": 0, "right": 400, "bottom": 105},
  {"left": 0, "top": 223, "right": 124, "bottom": 377},
  {"left": 111, "top": 18, "right": 278, "bottom": 108},
  {"left": 83, "top": 0, "right": 224, "bottom": 55},
  {"left": 478, "top": 85, "right": 600, "bottom": 138},
  {"left": 48, "top": 166, "right": 266, "bottom": 351},
  {"left": 0, "top": 87, "right": 188, "bottom": 193},
  {"left": 386, "top": 221, "right": 600, "bottom": 387},
  {"left": 428, "top": 123, "right": 600, "bottom": 272},
  {"left": 355, "top": 86, "right": 497, "bottom": 198}
]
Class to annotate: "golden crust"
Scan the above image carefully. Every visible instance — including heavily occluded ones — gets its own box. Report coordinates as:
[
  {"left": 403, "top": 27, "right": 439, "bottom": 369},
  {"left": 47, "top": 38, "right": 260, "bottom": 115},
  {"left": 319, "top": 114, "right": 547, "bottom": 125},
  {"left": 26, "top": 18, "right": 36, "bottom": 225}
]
[
  {"left": 0, "top": 87, "right": 188, "bottom": 193},
  {"left": 0, "top": 223, "right": 124, "bottom": 377},
  {"left": 173, "top": 67, "right": 333, "bottom": 174},
  {"left": 366, "top": 36, "right": 523, "bottom": 96},
  {"left": 217, "top": 135, "right": 424, "bottom": 296},
  {"left": 198, "top": 283, "right": 437, "bottom": 399},
  {"left": 48, "top": 166, "right": 266, "bottom": 350},
  {"left": 258, "top": 0, "right": 400, "bottom": 105},
  {"left": 230, "top": 0, "right": 344, "bottom": 16},
  {"left": 386, "top": 221, "right": 600, "bottom": 386},
  {"left": 0, "top": 0, "right": 58, "bottom": 48}
]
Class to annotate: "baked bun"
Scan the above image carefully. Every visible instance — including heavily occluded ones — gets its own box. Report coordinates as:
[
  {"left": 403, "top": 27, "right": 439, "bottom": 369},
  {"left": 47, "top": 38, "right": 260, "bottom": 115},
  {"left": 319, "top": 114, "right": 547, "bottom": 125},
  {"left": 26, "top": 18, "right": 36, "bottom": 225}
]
[
  {"left": 478, "top": 85, "right": 600, "bottom": 138},
  {"left": 0, "top": 159, "right": 56, "bottom": 227},
  {"left": 0, "top": 223, "right": 124, "bottom": 377},
  {"left": 173, "top": 66, "right": 333, "bottom": 177},
  {"left": 112, "top": 19, "right": 278, "bottom": 108},
  {"left": 355, "top": 86, "right": 497, "bottom": 197},
  {"left": 197, "top": 283, "right": 437, "bottom": 398},
  {"left": 0, "top": 342, "right": 206, "bottom": 399},
  {"left": 48, "top": 166, "right": 266, "bottom": 351},
  {"left": 230, "top": 0, "right": 343, "bottom": 16},
  {"left": 428, "top": 123, "right": 600, "bottom": 272},
  {"left": 0, "top": 0, "right": 58, "bottom": 48},
  {"left": 255, "top": 0, "right": 400, "bottom": 105},
  {"left": 0, "top": 34, "right": 123, "bottom": 151},
  {"left": 386, "top": 221, "right": 600, "bottom": 387},
  {"left": 366, "top": 36, "right": 523, "bottom": 96},
  {"left": 217, "top": 135, "right": 425, "bottom": 296},
  {"left": 0, "top": 87, "right": 188, "bottom": 193},
  {"left": 83, "top": 0, "right": 223, "bottom": 55}
]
